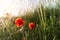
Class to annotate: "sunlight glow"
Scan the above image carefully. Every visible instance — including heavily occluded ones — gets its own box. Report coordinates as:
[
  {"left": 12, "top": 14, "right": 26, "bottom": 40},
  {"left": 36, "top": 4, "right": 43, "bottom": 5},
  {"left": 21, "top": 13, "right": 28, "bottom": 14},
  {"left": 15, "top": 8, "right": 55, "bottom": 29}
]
[
  {"left": 0, "top": 0, "right": 28, "bottom": 17},
  {"left": 0, "top": 0, "right": 57, "bottom": 18}
]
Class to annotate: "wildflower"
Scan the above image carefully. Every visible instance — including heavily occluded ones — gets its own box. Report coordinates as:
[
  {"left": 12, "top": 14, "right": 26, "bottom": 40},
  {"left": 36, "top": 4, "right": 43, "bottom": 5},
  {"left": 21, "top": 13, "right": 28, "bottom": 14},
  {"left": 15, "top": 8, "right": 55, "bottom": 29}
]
[
  {"left": 15, "top": 18, "right": 25, "bottom": 28},
  {"left": 28, "top": 22, "right": 35, "bottom": 30}
]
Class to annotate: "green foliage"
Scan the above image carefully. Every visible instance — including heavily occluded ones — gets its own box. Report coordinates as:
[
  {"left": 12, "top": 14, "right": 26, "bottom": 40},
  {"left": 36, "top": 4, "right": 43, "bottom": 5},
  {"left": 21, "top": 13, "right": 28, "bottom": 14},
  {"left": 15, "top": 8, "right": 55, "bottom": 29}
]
[{"left": 0, "top": 4, "right": 60, "bottom": 40}]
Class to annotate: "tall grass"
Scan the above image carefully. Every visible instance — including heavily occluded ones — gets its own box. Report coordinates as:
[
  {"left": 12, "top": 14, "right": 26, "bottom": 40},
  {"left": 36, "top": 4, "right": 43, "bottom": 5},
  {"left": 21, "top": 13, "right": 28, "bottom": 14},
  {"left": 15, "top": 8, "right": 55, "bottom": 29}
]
[{"left": 0, "top": 4, "right": 60, "bottom": 40}]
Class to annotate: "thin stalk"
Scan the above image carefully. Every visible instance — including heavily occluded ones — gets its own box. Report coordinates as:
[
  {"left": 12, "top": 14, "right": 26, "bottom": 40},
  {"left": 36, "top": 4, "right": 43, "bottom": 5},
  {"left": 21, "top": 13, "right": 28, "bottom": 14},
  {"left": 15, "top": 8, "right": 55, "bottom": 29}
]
[
  {"left": 40, "top": 4, "right": 46, "bottom": 40},
  {"left": 53, "top": 36, "right": 56, "bottom": 40}
]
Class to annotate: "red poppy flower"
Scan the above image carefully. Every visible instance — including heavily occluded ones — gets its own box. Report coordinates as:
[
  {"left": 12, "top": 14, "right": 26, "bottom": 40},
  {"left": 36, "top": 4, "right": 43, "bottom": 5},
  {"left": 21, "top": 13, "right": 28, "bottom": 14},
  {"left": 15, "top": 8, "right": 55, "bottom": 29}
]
[
  {"left": 15, "top": 18, "right": 25, "bottom": 28},
  {"left": 28, "top": 22, "right": 35, "bottom": 30}
]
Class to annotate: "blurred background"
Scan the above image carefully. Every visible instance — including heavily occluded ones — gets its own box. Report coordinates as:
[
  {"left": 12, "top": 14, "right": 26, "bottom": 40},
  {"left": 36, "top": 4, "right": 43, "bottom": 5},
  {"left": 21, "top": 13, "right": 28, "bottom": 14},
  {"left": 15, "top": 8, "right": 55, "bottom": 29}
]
[{"left": 0, "top": 0, "right": 60, "bottom": 40}]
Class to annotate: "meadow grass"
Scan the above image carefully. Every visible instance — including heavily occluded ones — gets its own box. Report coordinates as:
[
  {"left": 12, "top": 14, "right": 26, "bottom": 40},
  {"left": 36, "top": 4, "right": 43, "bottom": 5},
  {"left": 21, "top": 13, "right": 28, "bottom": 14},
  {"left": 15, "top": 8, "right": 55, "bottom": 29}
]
[{"left": 0, "top": 4, "right": 60, "bottom": 40}]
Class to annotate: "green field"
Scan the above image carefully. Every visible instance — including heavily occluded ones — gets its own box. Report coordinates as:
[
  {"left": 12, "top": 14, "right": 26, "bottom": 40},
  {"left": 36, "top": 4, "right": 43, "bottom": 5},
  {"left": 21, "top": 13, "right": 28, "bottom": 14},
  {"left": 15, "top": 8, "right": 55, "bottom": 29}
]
[{"left": 0, "top": 3, "right": 60, "bottom": 40}]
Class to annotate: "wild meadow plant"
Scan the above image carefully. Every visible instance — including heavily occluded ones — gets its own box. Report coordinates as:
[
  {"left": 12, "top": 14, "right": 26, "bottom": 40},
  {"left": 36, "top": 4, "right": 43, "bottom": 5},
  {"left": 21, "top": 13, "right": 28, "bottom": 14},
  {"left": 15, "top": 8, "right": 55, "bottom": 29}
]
[{"left": 0, "top": 4, "right": 60, "bottom": 40}]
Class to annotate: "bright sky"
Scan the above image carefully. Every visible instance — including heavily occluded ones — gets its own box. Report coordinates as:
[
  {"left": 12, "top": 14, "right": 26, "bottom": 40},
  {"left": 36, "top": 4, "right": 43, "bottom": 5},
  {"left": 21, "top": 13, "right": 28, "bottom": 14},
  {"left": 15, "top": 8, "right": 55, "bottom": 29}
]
[
  {"left": 0, "top": 0, "right": 39, "bottom": 18},
  {"left": 0, "top": 0, "right": 57, "bottom": 18},
  {"left": 0, "top": 0, "right": 28, "bottom": 17}
]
